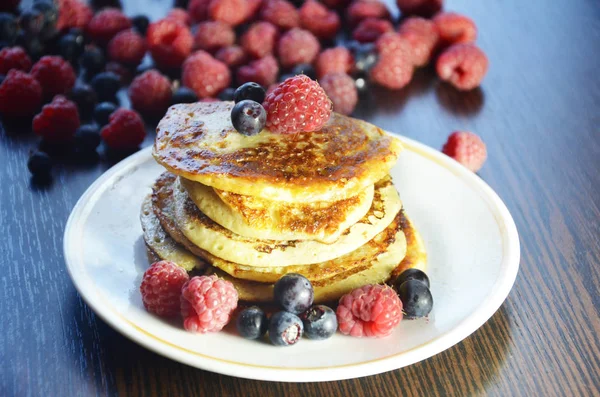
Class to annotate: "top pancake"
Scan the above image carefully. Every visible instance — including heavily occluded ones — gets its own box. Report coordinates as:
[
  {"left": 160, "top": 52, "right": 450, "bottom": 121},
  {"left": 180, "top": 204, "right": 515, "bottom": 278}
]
[{"left": 153, "top": 101, "right": 403, "bottom": 202}]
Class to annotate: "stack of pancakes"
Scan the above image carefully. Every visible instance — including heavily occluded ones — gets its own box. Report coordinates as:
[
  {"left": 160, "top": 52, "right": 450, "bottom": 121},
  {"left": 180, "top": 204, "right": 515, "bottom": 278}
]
[{"left": 142, "top": 102, "right": 426, "bottom": 303}]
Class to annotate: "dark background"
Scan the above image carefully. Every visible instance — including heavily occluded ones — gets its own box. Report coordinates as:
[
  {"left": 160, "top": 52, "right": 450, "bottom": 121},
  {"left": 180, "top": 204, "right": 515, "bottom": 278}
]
[{"left": 1, "top": 0, "right": 599, "bottom": 396}]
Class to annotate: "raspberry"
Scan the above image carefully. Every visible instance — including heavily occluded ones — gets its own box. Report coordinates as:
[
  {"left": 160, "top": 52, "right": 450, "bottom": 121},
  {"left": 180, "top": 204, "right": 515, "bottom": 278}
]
[
  {"left": 33, "top": 95, "right": 80, "bottom": 143},
  {"left": 315, "top": 47, "right": 353, "bottom": 79},
  {"left": 180, "top": 275, "right": 238, "bottom": 333},
  {"left": 433, "top": 12, "right": 477, "bottom": 47},
  {"left": 262, "top": 74, "right": 332, "bottom": 134},
  {"left": 396, "top": 0, "right": 442, "bottom": 17},
  {"left": 436, "top": 43, "right": 488, "bottom": 90},
  {"left": 147, "top": 19, "right": 193, "bottom": 69},
  {"left": 336, "top": 284, "right": 402, "bottom": 338},
  {"left": 107, "top": 29, "right": 147, "bottom": 66},
  {"left": 320, "top": 73, "right": 358, "bottom": 115},
  {"left": 375, "top": 32, "right": 411, "bottom": 57},
  {"left": 215, "top": 45, "right": 247, "bottom": 68},
  {"left": 100, "top": 108, "right": 146, "bottom": 150},
  {"left": 236, "top": 55, "right": 279, "bottom": 87},
  {"left": 166, "top": 8, "right": 192, "bottom": 26},
  {"left": 243, "top": 0, "right": 264, "bottom": 22},
  {"left": 398, "top": 17, "right": 439, "bottom": 66},
  {"left": 182, "top": 51, "right": 231, "bottom": 98},
  {"left": 0, "top": 70, "right": 42, "bottom": 118},
  {"left": 30, "top": 55, "right": 76, "bottom": 100},
  {"left": 129, "top": 70, "right": 172, "bottom": 114},
  {"left": 299, "top": 0, "right": 341, "bottom": 40},
  {"left": 277, "top": 28, "right": 320, "bottom": 68},
  {"left": 140, "top": 261, "right": 190, "bottom": 318},
  {"left": 86, "top": 8, "right": 132, "bottom": 46},
  {"left": 370, "top": 47, "right": 414, "bottom": 89},
  {"left": 241, "top": 21, "right": 278, "bottom": 59},
  {"left": 353, "top": 18, "right": 394, "bottom": 43},
  {"left": 209, "top": 0, "right": 248, "bottom": 26},
  {"left": 322, "top": 0, "right": 350, "bottom": 8},
  {"left": 260, "top": 0, "right": 300, "bottom": 31},
  {"left": 0, "top": 47, "right": 32, "bottom": 74},
  {"left": 347, "top": 0, "right": 391, "bottom": 26},
  {"left": 194, "top": 21, "right": 235, "bottom": 53},
  {"left": 56, "top": 0, "right": 93, "bottom": 31},
  {"left": 442, "top": 131, "right": 487, "bottom": 172},
  {"left": 188, "top": 0, "right": 210, "bottom": 23}
]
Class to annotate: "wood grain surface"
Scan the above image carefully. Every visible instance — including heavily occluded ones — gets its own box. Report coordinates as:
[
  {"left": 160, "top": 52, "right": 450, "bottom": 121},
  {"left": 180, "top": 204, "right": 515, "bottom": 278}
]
[{"left": 1, "top": 0, "right": 599, "bottom": 396}]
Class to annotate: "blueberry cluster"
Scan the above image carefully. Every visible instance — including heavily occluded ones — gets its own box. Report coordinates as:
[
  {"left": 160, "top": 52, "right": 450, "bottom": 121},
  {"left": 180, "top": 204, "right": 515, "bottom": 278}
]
[{"left": 392, "top": 269, "right": 433, "bottom": 319}]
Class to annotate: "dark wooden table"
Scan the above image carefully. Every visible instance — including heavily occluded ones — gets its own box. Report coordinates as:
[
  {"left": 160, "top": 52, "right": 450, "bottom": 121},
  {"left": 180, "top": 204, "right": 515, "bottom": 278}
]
[{"left": 2, "top": 0, "right": 599, "bottom": 395}]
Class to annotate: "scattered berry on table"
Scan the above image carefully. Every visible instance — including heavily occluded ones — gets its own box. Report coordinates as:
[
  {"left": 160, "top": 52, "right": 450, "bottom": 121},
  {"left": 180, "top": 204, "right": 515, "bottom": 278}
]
[
  {"left": 31, "top": 55, "right": 76, "bottom": 100},
  {"left": 129, "top": 70, "right": 172, "bottom": 114},
  {"left": 396, "top": 279, "right": 433, "bottom": 319},
  {"left": 139, "top": 261, "right": 190, "bottom": 318},
  {"left": 131, "top": 15, "right": 150, "bottom": 35},
  {"left": 231, "top": 99, "right": 266, "bottom": 135},
  {"left": 100, "top": 108, "right": 146, "bottom": 150},
  {"left": 105, "top": 61, "right": 133, "bottom": 85},
  {"left": 268, "top": 311, "right": 304, "bottom": 346},
  {"left": 57, "top": 33, "right": 85, "bottom": 64},
  {"left": 215, "top": 45, "right": 246, "bottom": 68},
  {"left": 346, "top": 0, "right": 390, "bottom": 27},
  {"left": 182, "top": 50, "right": 230, "bottom": 98},
  {"left": 107, "top": 29, "right": 147, "bottom": 66},
  {"left": 441, "top": 130, "right": 487, "bottom": 172},
  {"left": 55, "top": 0, "right": 93, "bottom": 32},
  {"left": 166, "top": 8, "right": 192, "bottom": 26},
  {"left": 263, "top": 74, "right": 332, "bottom": 134},
  {"left": 193, "top": 21, "right": 235, "bottom": 53},
  {"left": 27, "top": 150, "right": 52, "bottom": 176},
  {"left": 0, "top": 47, "right": 32, "bottom": 74},
  {"left": 236, "top": 306, "right": 269, "bottom": 340},
  {"left": 376, "top": 32, "right": 412, "bottom": 58},
  {"left": 86, "top": 8, "right": 131, "bottom": 46},
  {"left": 217, "top": 87, "right": 235, "bottom": 101},
  {"left": 398, "top": 17, "right": 439, "bottom": 67},
  {"left": 322, "top": 0, "right": 350, "bottom": 7},
  {"left": 240, "top": 22, "right": 278, "bottom": 59},
  {"left": 336, "top": 284, "right": 403, "bottom": 337},
  {"left": 209, "top": 0, "right": 248, "bottom": 26},
  {"left": 234, "top": 82, "right": 266, "bottom": 104},
  {"left": 93, "top": 101, "right": 117, "bottom": 127},
  {"left": 33, "top": 95, "right": 80, "bottom": 143},
  {"left": 188, "top": 0, "right": 210, "bottom": 23},
  {"left": 436, "top": 43, "right": 488, "bottom": 91},
  {"left": 352, "top": 18, "right": 394, "bottom": 43},
  {"left": 69, "top": 84, "right": 97, "bottom": 120},
  {"left": 370, "top": 45, "right": 414, "bottom": 89},
  {"left": 15, "top": 32, "right": 45, "bottom": 61},
  {"left": 0, "top": 69, "right": 42, "bottom": 118},
  {"left": 74, "top": 124, "right": 101, "bottom": 152},
  {"left": 315, "top": 46, "right": 353, "bottom": 79},
  {"left": 300, "top": 305, "right": 338, "bottom": 340},
  {"left": 396, "top": 0, "right": 443, "bottom": 17},
  {"left": 320, "top": 73, "right": 358, "bottom": 115},
  {"left": 393, "top": 268, "right": 430, "bottom": 289},
  {"left": 180, "top": 275, "right": 239, "bottom": 333},
  {"left": 433, "top": 12, "right": 477, "bottom": 47},
  {"left": 90, "top": 71, "right": 121, "bottom": 102},
  {"left": 273, "top": 273, "right": 314, "bottom": 314},
  {"left": 351, "top": 42, "right": 378, "bottom": 72},
  {"left": 260, "top": 0, "right": 300, "bottom": 31},
  {"left": 31, "top": 1, "right": 58, "bottom": 40},
  {"left": 291, "top": 63, "right": 316, "bottom": 80},
  {"left": 299, "top": 0, "right": 341, "bottom": 40},
  {"left": 147, "top": 18, "right": 193, "bottom": 69},
  {"left": 243, "top": 0, "right": 264, "bottom": 22},
  {"left": 236, "top": 55, "right": 279, "bottom": 87},
  {"left": 19, "top": 9, "right": 45, "bottom": 38},
  {"left": 80, "top": 46, "right": 106, "bottom": 76},
  {"left": 171, "top": 86, "right": 198, "bottom": 105},
  {"left": 277, "top": 28, "right": 320, "bottom": 68},
  {"left": 265, "top": 83, "right": 279, "bottom": 97}
]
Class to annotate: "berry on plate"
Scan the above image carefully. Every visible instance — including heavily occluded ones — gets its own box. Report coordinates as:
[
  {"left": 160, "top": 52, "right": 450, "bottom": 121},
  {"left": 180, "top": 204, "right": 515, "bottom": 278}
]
[
  {"left": 300, "top": 305, "right": 338, "bottom": 340},
  {"left": 273, "top": 273, "right": 314, "bottom": 314},
  {"left": 396, "top": 279, "right": 433, "bottom": 319},
  {"left": 140, "top": 261, "right": 190, "bottom": 318},
  {"left": 236, "top": 306, "right": 269, "bottom": 339},
  {"left": 441, "top": 130, "right": 487, "bottom": 172},
  {"left": 230, "top": 100, "right": 267, "bottom": 136},
  {"left": 436, "top": 43, "right": 488, "bottom": 91},
  {"left": 393, "top": 268, "right": 430, "bottom": 289},
  {"left": 234, "top": 82, "right": 266, "bottom": 104},
  {"left": 33, "top": 95, "right": 80, "bottom": 143},
  {"left": 268, "top": 311, "right": 304, "bottom": 346},
  {"left": 100, "top": 108, "right": 146, "bottom": 150}
]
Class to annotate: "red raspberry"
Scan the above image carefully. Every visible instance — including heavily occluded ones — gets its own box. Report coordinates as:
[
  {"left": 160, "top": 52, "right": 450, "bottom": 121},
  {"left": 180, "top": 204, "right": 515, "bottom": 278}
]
[
  {"left": 56, "top": 0, "right": 93, "bottom": 31},
  {"left": 376, "top": 32, "right": 411, "bottom": 57},
  {"left": 0, "top": 47, "right": 32, "bottom": 74},
  {"left": 320, "top": 73, "right": 358, "bottom": 115},
  {"left": 433, "top": 12, "right": 477, "bottom": 47},
  {"left": 398, "top": 17, "right": 439, "bottom": 66},
  {"left": 396, "top": 0, "right": 442, "bottom": 17},
  {"left": 194, "top": 21, "right": 235, "bottom": 53},
  {"left": 353, "top": 18, "right": 394, "bottom": 43},
  {"left": 243, "top": 0, "right": 264, "bottom": 22},
  {"left": 129, "top": 70, "right": 172, "bottom": 114},
  {"left": 0, "top": 0, "right": 20, "bottom": 12},
  {"left": 336, "top": 284, "right": 403, "bottom": 338},
  {"left": 315, "top": 47, "right": 353, "bottom": 79},
  {"left": 215, "top": 45, "right": 247, "bottom": 68},
  {"left": 33, "top": 95, "right": 80, "bottom": 143},
  {"left": 442, "top": 131, "right": 487, "bottom": 172},
  {"left": 260, "top": 0, "right": 300, "bottom": 31},
  {"left": 241, "top": 22, "right": 278, "bottom": 59},
  {"left": 262, "top": 74, "right": 332, "bottom": 134},
  {"left": 277, "top": 28, "right": 320, "bottom": 68},
  {"left": 100, "top": 108, "right": 146, "bottom": 150},
  {"left": 299, "top": 0, "right": 341, "bottom": 40},
  {"left": 209, "top": 0, "right": 248, "bottom": 26},
  {"left": 147, "top": 19, "right": 194, "bottom": 69},
  {"left": 182, "top": 51, "right": 231, "bottom": 98},
  {"left": 107, "top": 29, "right": 147, "bottom": 66},
  {"left": 86, "top": 8, "right": 132, "bottom": 46},
  {"left": 31, "top": 56, "right": 76, "bottom": 100},
  {"left": 322, "top": 0, "right": 350, "bottom": 8},
  {"left": 347, "top": 0, "right": 391, "bottom": 26},
  {"left": 370, "top": 48, "right": 414, "bottom": 89},
  {"left": 140, "top": 261, "right": 190, "bottom": 318},
  {"left": 180, "top": 275, "right": 238, "bottom": 333},
  {"left": 188, "top": 0, "right": 210, "bottom": 23},
  {"left": 0, "top": 70, "right": 42, "bottom": 118},
  {"left": 166, "top": 8, "right": 192, "bottom": 26},
  {"left": 436, "top": 43, "right": 488, "bottom": 90},
  {"left": 236, "top": 55, "right": 279, "bottom": 87}
]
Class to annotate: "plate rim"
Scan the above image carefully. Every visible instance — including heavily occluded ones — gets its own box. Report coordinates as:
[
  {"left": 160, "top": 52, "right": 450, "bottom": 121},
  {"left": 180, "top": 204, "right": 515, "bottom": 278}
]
[{"left": 63, "top": 135, "right": 520, "bottom": 382}]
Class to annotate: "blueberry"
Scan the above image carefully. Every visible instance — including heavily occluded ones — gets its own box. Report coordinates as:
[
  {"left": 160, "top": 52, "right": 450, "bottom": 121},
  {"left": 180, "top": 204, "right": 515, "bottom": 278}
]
[
  {"left": 19, "top": 10, "right": 45, "bottom": 37},
  {"left": 218, "top": 87, "right": 236, "bottom": 101},
  {"left": 15, "top": 32, "right": 45, "bottom": 60},
  {"left": 393, "top": 268, "right": 430, "bottom": 289},
  {"left": 230, "top": 100, "right": 266, "bottom": 136},
  {"left": 397, "top": 279, "right": 433, "bottom": 319},
  {"left": 81, "top": 47, "right": 106, "bottom": 76},
  {"left": 291, "top": 63, "right": 316, "bottom": 80},
  {"left": 58, "top": 33, "right": 85, "bottom": 64},
  {"left": 75, "top": 124, "right": 101, "bottom": 152},
  {"left": 0, "top": 74, "right": 5, "bottom": 85},
  {"left": 171, "top": 87, "right": 198, "bottom": 105},
  {"left": 32, "top": 1, "right": 58, "bottom": 40},
  {"left": 300, "top": 305, "right": 337, "bottom": 340},
  {"left": 93, "top": 102, "right": 117, "bottom": 127},
  {"left": 0, "top": 13, "right": 18, "bottom": 45},
  {"left": 70, "top": 84, "right": 98, "bottom": 120},
  {"left": 131, "top": 15, "right": 150, "bottom": 35},
  {"left": 233, "top": 82, "right": 265, "bottom": 104},
  {"left": 27, "top": 151, "right": 52, "bottom": 176},
  {"left": 352, "top": 42, "right": 378, "bottom": 73},
  {"left": 278, "top": 73, "right": 294, "bottom": 83},
  {"left": 90, "top": 72, "right": 121, "bottom": 102},
  {"left": 273, "top": 273, "right": 314, "bottom": 314},
  {"left": 268, "top": 311, "right": 303, "bottom": 346},
  {"left": 236, "top": 306, "right": 269, "bottom": 340}
]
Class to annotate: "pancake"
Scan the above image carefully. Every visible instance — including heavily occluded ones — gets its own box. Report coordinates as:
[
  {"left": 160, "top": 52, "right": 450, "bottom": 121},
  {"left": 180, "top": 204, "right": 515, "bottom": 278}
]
[
  {"left": 173, "top": 175, "right": 402, "bottom": 267},
  {"left": 153, "top": 102, "right": 403, "bottom": 202},
  {"left": 181, "top": 177, "right": 374, "bottom": 243}
]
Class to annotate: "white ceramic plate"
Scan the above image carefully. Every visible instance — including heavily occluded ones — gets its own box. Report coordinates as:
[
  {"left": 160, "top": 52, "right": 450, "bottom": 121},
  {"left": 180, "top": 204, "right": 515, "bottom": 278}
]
[{"left": 64, "top": 136, "right": 520, "bottom": 382}]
